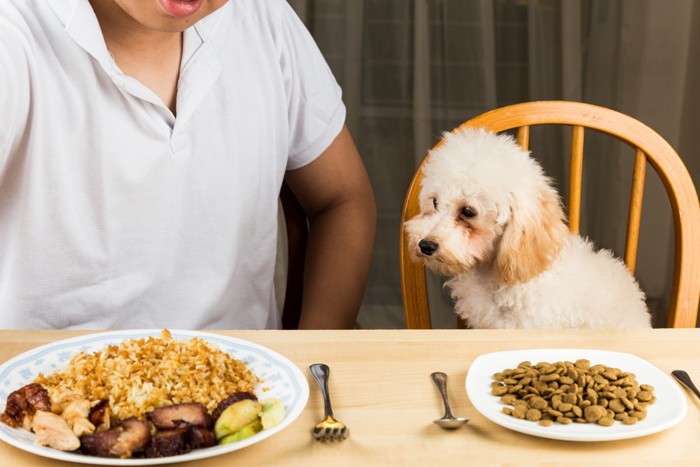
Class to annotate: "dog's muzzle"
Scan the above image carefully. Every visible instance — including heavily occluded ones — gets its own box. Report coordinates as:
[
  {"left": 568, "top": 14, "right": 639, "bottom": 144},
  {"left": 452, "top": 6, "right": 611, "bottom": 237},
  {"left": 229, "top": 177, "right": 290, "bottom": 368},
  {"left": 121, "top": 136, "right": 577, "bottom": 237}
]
[{"left": 418, "top": 239, "right": 438, "bottom": 256}]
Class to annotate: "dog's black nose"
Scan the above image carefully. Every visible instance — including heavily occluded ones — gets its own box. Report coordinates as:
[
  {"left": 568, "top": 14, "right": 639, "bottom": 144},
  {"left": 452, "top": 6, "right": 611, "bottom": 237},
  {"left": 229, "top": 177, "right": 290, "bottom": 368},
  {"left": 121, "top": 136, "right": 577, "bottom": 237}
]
[{"left": 418, "top": 239, "right": 438, "bottom": 256}]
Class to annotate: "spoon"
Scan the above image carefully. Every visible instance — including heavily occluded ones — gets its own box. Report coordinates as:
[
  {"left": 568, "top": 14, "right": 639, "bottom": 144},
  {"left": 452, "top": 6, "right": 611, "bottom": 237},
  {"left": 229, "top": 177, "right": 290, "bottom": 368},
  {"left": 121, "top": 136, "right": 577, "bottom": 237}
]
[
  {"left": 671, "top": 370, "right": 700, "bottom": 400},
  {"left": 430, "top": 372, "right": 469, "bottom": 429}
]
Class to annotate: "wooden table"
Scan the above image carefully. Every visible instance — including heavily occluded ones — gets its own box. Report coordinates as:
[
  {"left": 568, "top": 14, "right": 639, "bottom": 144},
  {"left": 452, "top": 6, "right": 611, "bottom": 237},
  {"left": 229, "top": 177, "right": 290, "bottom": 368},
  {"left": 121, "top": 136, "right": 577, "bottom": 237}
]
[{"left": 1, "top": 329, "right": 698, "bottom": 466}]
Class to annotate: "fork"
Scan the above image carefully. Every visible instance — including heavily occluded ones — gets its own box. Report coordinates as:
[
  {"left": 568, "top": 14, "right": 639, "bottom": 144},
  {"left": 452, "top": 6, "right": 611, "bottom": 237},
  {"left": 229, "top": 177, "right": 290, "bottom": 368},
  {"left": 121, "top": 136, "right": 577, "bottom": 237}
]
[{"left": 309, "top": 363, "right": 349, "bottom": 441}]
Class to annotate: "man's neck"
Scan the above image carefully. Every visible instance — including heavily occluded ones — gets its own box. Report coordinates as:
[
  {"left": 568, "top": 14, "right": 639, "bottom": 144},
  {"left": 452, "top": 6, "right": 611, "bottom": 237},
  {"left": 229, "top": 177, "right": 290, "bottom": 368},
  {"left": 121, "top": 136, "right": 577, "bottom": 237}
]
[{"left": 89, "top": 1, "right": 184, "bottom": 114}]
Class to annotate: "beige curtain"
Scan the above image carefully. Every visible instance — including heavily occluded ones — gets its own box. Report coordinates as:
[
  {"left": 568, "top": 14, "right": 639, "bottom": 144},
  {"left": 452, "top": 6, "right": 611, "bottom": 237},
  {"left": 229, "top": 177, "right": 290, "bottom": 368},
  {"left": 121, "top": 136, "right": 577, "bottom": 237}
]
[{"left": 283, "top": 0, "right": 700, "bottom": 328}]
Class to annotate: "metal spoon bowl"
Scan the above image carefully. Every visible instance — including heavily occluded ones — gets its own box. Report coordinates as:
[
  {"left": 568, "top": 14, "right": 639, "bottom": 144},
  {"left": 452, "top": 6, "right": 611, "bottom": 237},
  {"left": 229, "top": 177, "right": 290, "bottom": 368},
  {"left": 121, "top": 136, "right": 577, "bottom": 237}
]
[{"left": 431, "top": 372, "right": 469, "bottom": 429}]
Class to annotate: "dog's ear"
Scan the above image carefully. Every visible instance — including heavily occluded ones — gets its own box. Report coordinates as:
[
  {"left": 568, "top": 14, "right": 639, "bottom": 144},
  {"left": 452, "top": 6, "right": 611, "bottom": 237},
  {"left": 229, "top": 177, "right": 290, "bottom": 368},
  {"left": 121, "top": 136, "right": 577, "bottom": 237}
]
[{"left": 495, "top": 185, "right": 569, "bottom": 284}]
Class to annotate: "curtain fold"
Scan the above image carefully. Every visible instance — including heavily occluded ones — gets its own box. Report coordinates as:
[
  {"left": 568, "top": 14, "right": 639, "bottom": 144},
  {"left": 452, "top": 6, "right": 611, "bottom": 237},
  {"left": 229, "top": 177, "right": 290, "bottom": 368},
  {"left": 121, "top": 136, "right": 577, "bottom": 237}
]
[{"left": 285, "top": 0, "right": 699, "bottom": 328}]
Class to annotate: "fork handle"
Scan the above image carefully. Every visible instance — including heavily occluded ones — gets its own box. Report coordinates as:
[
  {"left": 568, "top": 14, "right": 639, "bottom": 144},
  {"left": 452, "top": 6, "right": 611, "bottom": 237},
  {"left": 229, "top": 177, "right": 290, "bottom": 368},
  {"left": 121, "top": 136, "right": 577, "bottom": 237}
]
[{"left": 310, "top": 363, "right": 335, "bottom": 418}]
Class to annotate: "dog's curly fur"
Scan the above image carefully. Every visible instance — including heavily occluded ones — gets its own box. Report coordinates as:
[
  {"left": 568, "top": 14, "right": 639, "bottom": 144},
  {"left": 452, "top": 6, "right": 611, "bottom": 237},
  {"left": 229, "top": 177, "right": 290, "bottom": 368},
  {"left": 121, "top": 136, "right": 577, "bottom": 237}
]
[{"left": 404, "top": 128, "right": 651, "bottom": 328}]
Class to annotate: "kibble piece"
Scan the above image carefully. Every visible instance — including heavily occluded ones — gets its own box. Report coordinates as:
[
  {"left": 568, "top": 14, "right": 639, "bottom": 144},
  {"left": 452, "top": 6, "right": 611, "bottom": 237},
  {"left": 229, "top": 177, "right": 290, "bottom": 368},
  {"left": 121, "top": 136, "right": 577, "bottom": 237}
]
[
  {"left": 583, "top": 405, "right": 607, "bottom": 422},
  {"left": 620, "top": 397, "right": 634, "bottom": 411},
  {"left": 634, "top": 401, "right": 650, "bottom": 411},
  {"left": 540, "top": 373, "right": 560, "bottom": 383},
  {"left": 608, "top": 399, "right": 626, "bottom": 413},
  {"left": 575, "top": 359, "right": 590, "bottom": 370},
  {"left": 528, "top": 396, "right": 548, "bottom": 410},
  {"left": 593, "top": 374, "right": 608, "bottom": 385},
  {"left": 539, "top": 419, "right": 554, "bottom": 427},
  {"left": 588, "top": 395, "right": 599, "bottom": 406},
  {"left": 597, "top": 416, "right": 615, "bottom": 427},
  {"left": 501, "top": 394, "right": 517, "bottom": 405},
  {"left": 507, "top": 384, "right": 523, "bottom": 394},
  {"left": 557, "top": 403, "right": 573, "bottom": 412},
  {"left": 512, "top": 406, "right": 527, "bottom": 419},
  {"left": 525, "top": 409, "right": 542, "bottom": 421},
  {"left": 562, "top": 393, "right": 577, "bottom": 405},
  {"left": 559, "top": 376, "right": 574, "bottom": 385}
]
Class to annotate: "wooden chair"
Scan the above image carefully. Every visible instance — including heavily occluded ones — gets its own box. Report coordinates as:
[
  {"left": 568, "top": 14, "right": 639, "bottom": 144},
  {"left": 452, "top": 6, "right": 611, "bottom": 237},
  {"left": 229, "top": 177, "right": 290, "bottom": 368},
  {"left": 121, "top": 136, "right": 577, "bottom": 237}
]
[
  {"left": 400, "top": 101, "right": 700, "bottom": 329},
  {"left": 280, "top": 181, "right": 308, "bottom": 330}
]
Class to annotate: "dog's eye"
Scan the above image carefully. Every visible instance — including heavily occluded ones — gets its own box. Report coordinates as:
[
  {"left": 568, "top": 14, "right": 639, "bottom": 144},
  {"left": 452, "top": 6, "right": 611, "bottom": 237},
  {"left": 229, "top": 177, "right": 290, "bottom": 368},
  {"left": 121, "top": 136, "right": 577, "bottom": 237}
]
[
  {"left": 460, "top": 206, "right": 477, "bottom": 219},
  {"left": 432, "top": 198, "right": 438, "bottom": 210}
]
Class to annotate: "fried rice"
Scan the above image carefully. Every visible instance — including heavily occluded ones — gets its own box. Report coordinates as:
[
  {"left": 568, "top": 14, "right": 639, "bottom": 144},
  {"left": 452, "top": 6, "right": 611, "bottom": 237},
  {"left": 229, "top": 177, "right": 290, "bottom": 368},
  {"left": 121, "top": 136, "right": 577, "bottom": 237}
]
[{"left": 33, "top": 330, "right": 259, "bottom": 420}]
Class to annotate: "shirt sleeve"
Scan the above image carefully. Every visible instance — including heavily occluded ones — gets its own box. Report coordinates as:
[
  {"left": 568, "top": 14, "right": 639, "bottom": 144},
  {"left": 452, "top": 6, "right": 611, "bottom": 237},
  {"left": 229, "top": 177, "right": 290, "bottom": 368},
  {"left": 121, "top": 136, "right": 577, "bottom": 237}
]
[
  {"left": 273, "top": 1, "right": 346, "bottom": 170},
  {"left": 0, "top": 13, "right": 31, "bottom": 170}
]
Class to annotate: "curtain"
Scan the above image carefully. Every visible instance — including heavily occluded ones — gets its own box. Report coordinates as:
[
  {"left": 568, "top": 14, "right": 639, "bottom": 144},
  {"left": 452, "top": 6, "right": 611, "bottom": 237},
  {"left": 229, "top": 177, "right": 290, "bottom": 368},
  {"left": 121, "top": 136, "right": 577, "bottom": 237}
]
[{"left": 284, "top": 0, "right": 700, "bottom": 328}]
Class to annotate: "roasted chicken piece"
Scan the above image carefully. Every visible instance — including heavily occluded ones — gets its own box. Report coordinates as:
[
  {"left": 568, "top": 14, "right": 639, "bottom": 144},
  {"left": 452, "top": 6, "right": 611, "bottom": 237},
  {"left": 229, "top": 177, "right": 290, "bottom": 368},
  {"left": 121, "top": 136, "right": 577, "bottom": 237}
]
[
  {"left": 80, "top": 417, "right": 150, "bottom": 458},
  {"left": 61, "top": 398, "right": 95, "bottom": 437},
  {"left": 143, "top": 423, "right": 216, "bottom": 458},
  {"left": 32, "top": 410, "right": 80, "bottom": 451},
  {"left": 188, "top": 424, "right": 217, "bottom": 449},
  {"left": 144, "top": 427, "right": 191, "bottom": 458},
  {"left": 147, "top": 402, "right": 211, "bottom": 429},
  {"left": 0, "top": 383, "right": 52, "bottom": 429},
  {"left": 88, "top": 399, "right": 111, "bottom": 432},
  {"left": 142, "top": 403, "right": 216, "bottom": 458}
]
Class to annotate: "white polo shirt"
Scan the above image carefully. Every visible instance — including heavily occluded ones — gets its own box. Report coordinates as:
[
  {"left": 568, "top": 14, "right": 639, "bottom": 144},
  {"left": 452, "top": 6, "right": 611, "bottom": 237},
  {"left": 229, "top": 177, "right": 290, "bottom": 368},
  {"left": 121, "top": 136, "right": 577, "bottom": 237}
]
[{"left": 0, "top": 0, "right": 345, "bottom": 329}]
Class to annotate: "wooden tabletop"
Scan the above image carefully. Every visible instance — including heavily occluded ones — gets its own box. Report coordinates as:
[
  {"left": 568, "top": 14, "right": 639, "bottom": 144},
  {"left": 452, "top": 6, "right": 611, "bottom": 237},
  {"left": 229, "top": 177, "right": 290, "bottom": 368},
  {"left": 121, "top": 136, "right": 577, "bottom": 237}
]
[{"left": 0, "top": 329, "right": 698, "bottom": 466}]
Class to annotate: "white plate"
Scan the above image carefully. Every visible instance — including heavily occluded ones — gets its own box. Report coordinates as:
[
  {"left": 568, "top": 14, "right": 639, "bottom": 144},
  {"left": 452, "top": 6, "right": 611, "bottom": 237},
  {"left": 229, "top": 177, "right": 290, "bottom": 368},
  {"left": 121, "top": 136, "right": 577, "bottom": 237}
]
[
  {"left": 465, "top": 349, "right": 687, "bottom": 442},
  {"left": 0, "top": 330, "right": 309, "bottom": 465}
]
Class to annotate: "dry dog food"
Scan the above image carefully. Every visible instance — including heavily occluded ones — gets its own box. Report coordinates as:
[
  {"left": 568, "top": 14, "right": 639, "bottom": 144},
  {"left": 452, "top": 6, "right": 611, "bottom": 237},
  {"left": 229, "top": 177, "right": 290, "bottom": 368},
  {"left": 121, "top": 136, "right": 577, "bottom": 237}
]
[{"left": 491, "top": 359, "right": 656, "bottom": 427}]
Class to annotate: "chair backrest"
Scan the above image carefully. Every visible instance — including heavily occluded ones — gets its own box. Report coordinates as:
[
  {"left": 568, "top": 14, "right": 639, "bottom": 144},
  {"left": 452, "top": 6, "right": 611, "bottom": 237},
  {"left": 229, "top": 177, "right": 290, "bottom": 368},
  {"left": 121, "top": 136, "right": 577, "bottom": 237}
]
[
  {"left": 280, "top": 181, "right": 308, "bottom": 330},
  {"left": 400, "top": 100, "right": 700, "bottom": 329}
]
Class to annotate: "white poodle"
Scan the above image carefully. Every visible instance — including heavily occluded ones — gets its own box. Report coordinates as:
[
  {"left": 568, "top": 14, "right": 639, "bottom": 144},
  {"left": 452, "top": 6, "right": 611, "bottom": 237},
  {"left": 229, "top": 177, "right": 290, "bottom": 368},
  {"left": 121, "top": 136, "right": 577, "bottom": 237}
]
[{"left": 404, "top": 128, "right": 651, "bottom": 328}]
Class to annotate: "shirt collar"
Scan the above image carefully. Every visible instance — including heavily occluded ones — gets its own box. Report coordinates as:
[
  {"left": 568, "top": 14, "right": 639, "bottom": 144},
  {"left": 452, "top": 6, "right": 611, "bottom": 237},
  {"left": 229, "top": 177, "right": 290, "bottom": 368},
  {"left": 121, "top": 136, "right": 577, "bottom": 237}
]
[
  {"left": 192, "top": 0, "right": 233, "bottom": 56},
  {"left": 47, "top": 0, "right": 114, "bottom": 69},
  {"left": 46, "top": 0, "right": 232, "bottom": 68},
  {"left": 46, "top": 0, "right": 77, "bottom": 25}
]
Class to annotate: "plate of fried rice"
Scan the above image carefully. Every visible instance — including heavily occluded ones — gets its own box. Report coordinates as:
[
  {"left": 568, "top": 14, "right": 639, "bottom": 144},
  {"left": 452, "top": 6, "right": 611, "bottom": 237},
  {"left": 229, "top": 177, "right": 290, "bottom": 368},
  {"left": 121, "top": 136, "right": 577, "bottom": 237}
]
[{"left": 0, "top": 329, "right": 309, "bottom": 465}]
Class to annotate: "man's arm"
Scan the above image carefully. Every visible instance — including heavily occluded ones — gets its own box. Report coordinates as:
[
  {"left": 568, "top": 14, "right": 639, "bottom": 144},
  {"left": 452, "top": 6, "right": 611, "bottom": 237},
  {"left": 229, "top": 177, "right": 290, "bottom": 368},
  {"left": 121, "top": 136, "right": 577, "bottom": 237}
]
[
  {"left": 283, "top": 125, "right": 376, "bottom": 329},
  {"left": 0, "top": 19, "right": 31, "bottom": 167}
]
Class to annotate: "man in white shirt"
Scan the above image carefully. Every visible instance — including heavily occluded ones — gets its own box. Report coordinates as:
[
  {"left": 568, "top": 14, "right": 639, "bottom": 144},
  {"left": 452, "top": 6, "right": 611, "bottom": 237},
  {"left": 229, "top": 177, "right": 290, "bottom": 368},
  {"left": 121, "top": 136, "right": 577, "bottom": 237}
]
[{"left": 0, "top": 0, "right": 376, "bottom": 330}]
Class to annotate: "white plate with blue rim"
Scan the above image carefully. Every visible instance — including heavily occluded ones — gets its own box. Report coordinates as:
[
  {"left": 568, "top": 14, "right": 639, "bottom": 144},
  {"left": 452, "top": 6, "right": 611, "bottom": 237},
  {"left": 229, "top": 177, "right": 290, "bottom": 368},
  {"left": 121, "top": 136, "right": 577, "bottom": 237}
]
[
  {"left": 0, "top": 330, "right": 309, "bottom": 465},
  {"left": 465, "top": 348, "right": 687, "bottom": 442}
]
